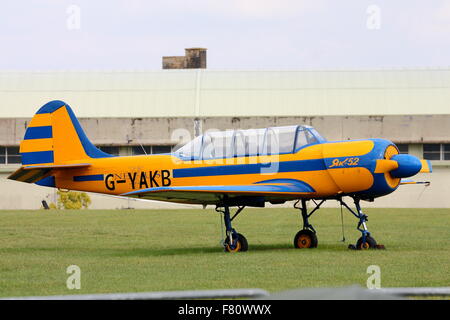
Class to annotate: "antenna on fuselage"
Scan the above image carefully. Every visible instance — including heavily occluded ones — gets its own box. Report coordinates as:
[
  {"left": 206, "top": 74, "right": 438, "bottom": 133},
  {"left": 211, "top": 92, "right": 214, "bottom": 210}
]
[
  {"left": 140, "top": 143, "right": 148, "bottom": 155},
  {"left": 135, "top": 138, "right": 148, "bottom": 155}
]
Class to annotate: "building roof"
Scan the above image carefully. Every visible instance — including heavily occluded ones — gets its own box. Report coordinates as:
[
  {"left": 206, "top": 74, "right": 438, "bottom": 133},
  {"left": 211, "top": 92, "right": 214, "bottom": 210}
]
[{"left": 0, "top": 69, "right": 449, "bottom": 118}]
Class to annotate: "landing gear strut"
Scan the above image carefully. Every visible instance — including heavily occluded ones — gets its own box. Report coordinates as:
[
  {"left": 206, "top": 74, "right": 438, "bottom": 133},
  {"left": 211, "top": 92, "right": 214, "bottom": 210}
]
[
  {"left": 216, "top": 205, "right": 248, "bottom": 252},
  {"left": 215, "top": 196, "right": 382, "bottom": 252},
  {"left": 292, "top": 197, "right": 382, "bottom": 250},
  {"left": 340, "top": 197, "right": 379, "bottom": 250},
  {"left": 293, "top": 199, "right": 324, "bottom": 248}
]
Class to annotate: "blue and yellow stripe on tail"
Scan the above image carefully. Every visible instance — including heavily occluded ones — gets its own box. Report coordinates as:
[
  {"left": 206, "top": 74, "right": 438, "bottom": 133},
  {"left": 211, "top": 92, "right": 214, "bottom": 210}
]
[
  {"left": 9, "top": 100, "right": 111, "bottom": 185},
  {"left": 19, "top": 100, "right": 111, "bottom": 166},
  {"left": 20, "top": 111, "right": 55, "bottom": 165}
]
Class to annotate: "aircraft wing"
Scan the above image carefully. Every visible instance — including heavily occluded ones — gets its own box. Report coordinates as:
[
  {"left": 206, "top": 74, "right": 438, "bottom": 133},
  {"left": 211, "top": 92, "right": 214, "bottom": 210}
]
[
  {"left": 400, "top": 179, "right": 430, "bottom": 186},
  {"left": 419, "top": 160, "right": 432, "bottom": 173},
  {"left": 120, "top": 179, "right": 315, "bottom": 205}
]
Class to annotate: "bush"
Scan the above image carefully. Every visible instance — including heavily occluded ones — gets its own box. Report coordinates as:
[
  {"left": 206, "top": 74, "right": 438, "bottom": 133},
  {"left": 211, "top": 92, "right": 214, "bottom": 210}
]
[{"left": 48, "top": 190, "right": 92, "bottom": 210}]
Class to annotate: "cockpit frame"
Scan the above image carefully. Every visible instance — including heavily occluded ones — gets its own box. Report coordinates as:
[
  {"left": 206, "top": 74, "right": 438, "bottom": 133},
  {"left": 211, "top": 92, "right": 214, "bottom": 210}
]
[{"left": 174, "top": 125, "right": 326, "bottom": 161}]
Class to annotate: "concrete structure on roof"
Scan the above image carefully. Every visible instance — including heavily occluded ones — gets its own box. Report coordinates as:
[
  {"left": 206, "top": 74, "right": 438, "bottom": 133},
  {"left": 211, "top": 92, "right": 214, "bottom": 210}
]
[
  {"left": 0, "top": 68, "right": 449, "bottom": 209},
  {"left": 162, "top": 48, "right": 207, "bottom": 69}
]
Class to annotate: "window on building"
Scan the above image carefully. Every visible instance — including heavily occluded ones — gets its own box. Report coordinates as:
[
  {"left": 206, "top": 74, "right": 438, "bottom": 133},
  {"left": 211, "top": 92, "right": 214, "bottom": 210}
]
[
  {"left": 444, "top": 144, "right": 450, "bottom": 160},
  {"left": 132, "top": 145, "right": 173, "bottom": 156},
  {"left": 396, "top": 144, "right": 409, "bottom": 154},
  {"left": 423, "top": 144, "right": 450, "bottom": 160},
  {"left": 152, "top": 145, "right": 172, "bottom": 154},
  {"left": 132, "top": 146, "right": 152, "bottom": 155},
  {"left": 6, "top": 147, "right": 21, "bottom": 164},
  {"left": 0, "top": 148, "right": 5, "bottom": 164},
  {"left": 0, "top": 147, "right": 21, "bottom": 164},
  {"left": 98, "top": 146, "right": 120, "bottom": 156}
]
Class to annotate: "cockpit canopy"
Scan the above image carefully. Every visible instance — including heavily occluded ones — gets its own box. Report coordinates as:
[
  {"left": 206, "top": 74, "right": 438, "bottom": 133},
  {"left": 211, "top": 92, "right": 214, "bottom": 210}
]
[{"left": 174, "top": 125, "right": 326, "bottom": 160}]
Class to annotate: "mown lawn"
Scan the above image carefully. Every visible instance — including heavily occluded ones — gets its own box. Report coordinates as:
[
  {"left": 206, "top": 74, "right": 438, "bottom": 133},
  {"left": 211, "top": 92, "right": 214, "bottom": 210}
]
[{"left": 0, "top": 207, "right": 449, "bottom": 297}]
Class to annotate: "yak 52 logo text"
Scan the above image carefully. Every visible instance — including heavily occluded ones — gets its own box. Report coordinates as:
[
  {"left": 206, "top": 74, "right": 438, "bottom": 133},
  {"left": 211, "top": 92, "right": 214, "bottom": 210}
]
[{"left": 328, "top": 157, "right": 360, "bottom": 168}]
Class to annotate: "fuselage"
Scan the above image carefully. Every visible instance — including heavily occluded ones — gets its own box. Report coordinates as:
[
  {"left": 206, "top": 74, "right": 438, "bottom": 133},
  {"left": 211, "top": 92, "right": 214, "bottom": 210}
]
[{"left": 48, "top": 138, "right": 402, "bottom": 203}]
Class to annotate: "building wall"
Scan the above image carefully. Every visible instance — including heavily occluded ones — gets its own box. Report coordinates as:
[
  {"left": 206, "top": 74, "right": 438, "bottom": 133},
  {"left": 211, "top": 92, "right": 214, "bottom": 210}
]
[
  {"left": 2, "top": 115, "right": 450, "bottom": 146},
  {"left": 1, "top": 69, "right": 449, "bottom": 118},
  {"left": 0, "top": 114, "right": 447, "bottom": 209},
  {"left": 162, "top": 56, "right": 186, "bottom": 69},
  {"left": 1, "top": 69, "right": 449, "bottom": 209}
]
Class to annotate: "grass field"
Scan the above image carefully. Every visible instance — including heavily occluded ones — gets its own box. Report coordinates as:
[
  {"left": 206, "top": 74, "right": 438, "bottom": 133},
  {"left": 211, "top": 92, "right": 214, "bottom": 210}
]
[{"left": 0, "top": 207, "right": 449, "bottom": 298}]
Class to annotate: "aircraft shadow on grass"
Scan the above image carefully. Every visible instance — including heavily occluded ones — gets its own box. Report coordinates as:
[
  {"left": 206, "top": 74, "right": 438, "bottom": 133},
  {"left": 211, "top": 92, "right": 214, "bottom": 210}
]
[{"left": 105, "top": 242, "right": 349, "bottom": 257}]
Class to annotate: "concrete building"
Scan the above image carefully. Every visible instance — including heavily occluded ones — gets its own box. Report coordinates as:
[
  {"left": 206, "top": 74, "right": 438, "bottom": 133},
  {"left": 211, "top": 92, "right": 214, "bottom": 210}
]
[{"left": 1, "top": 68, "right": 449, "bottom": 209}]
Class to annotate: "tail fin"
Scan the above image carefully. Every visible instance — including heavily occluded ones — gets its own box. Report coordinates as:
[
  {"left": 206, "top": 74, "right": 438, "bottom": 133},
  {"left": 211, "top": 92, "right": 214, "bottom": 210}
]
[{"left": 19, "top": 100, "right": 111, "bottom": 166}]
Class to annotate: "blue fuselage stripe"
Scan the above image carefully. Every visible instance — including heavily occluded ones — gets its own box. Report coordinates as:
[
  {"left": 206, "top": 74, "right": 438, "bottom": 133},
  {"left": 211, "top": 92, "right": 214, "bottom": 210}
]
[
  {"left": 24, "top": 126, "right": 53, "bottom": 140},
  {"left": 173, "top": 159, "right": 326, "bottom": 178},
  {"left": 21, "top": 151, "right": 54, "bottom": 165},
  {"left": 73, "top": 174, "right": 104, "bottom": 182}
]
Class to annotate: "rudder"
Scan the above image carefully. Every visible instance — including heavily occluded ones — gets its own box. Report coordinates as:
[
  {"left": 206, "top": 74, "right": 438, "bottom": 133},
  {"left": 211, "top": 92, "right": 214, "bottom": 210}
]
[{"left": 20, "top": 100, "right": 111, "bottom": 166}]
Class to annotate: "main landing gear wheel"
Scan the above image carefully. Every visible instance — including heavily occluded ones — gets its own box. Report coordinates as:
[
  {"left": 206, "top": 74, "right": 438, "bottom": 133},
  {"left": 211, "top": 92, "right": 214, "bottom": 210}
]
[
  {"left": 224, "top": 233, "right": 248, "bottom": 253},
  {"left": 294, "top": 229, "right": 318, "bottom": 249},
  {"left": 356, "top": 235, "right": 377, "bottom": 250},
  {"left": 293, "top": 199, "right": 323, "bottom": 249},
  {"left": 216, "top": 204, "right": 249, "bottom": 253}
]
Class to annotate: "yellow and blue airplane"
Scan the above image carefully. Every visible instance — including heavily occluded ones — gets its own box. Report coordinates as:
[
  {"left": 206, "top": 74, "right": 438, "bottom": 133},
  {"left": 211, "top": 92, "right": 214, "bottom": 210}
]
[{"left": 9, "top": 100, "right": 432, "bottom": 252}]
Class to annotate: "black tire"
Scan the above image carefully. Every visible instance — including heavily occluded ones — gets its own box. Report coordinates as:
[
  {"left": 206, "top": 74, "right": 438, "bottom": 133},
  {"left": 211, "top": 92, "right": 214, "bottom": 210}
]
[
  {"left": 224, "top": 233, "right": 248, "bottom": 252},
  {"left": 356, "top": 235, "right": 377, "bottom": 250},
  {"left": 294, "top": 229, "right": 318, "bottom": 248}
]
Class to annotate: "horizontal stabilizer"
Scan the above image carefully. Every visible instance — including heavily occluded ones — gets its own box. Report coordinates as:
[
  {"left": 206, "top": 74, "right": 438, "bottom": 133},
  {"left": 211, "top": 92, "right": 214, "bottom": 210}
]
[
  {"left": 7, "top": 163, "right": 91, "bottom": 184},
  {"left": 22, "top": 163, "right": 91, "bottom": 170}
]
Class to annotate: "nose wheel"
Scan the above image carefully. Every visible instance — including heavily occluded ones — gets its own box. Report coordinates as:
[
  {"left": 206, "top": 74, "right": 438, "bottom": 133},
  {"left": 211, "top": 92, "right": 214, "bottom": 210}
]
[
  {"left": 340, "top": 197, "right": 384, "bottom": 250},
  {"left": 356, "top": 235, "right": 377, "bottom": 250}
]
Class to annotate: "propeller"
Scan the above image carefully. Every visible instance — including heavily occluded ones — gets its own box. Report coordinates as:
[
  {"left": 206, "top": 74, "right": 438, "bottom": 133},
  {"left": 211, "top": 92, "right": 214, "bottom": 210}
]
[{"left": 374, "top": 154, "right": 425, "bottom": 178}]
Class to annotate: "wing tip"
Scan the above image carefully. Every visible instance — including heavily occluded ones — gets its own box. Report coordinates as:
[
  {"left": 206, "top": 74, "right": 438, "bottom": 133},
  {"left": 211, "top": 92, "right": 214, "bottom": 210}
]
[{"left": 420, "top": 159, "right": 432, "bottom": 173}]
